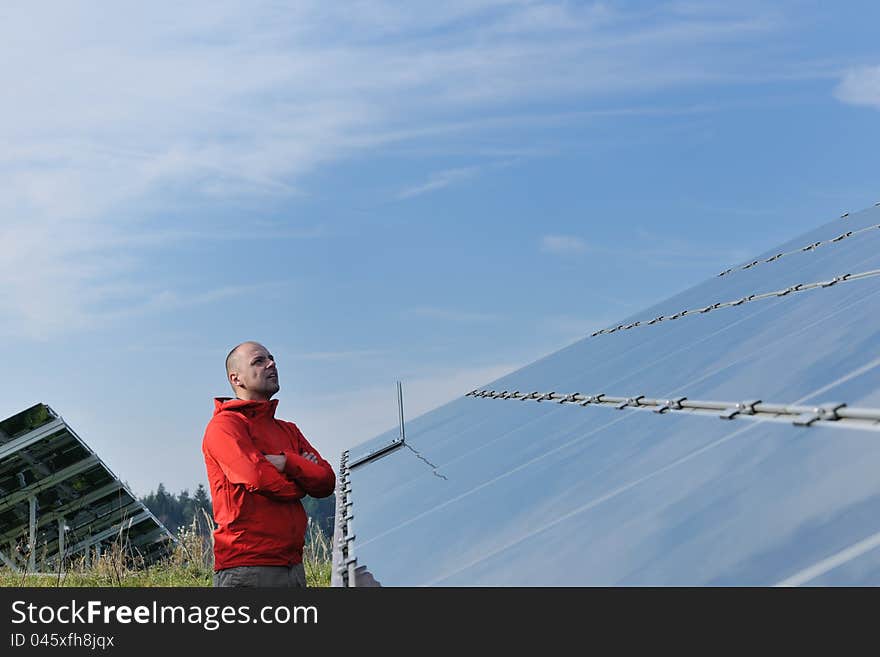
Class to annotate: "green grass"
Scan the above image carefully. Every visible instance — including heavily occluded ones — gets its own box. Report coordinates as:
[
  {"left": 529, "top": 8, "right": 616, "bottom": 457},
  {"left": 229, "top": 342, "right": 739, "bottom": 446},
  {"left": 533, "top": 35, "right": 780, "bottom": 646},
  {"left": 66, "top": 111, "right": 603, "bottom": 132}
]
[{"left": 0, "top": 517, "right": 332, "bottom": 588}]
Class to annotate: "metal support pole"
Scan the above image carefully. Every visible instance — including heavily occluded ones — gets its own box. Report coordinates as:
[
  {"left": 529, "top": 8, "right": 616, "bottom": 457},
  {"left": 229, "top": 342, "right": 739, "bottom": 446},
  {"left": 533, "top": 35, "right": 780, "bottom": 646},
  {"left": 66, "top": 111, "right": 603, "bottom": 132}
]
[
  {"left": 57, "top": 518, "right": 65, "bottom": 572},
  {"left": 28, "top": 496, "right": 36, "bottom": 572},
  {"left": 397, "top": 381, "right": 406, "bottom": 443},
  {"left": 0, "top": 548, "right": 19, "bottom": 572}
]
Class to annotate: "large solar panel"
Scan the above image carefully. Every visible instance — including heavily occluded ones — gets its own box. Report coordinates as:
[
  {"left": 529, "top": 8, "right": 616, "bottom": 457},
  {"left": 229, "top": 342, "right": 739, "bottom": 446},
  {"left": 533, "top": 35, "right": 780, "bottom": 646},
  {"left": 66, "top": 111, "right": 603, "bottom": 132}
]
[
  {"left": 0, "top": 404, "right": 174, "bottom": 572},
  {"left": 333, "top": 203, "right": 880, "bottom": 586}
]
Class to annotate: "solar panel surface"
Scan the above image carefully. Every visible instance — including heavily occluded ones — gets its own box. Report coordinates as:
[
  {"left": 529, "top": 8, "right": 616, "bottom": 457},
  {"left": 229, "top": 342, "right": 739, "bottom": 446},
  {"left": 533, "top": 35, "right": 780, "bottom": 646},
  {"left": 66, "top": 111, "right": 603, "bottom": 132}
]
[
  {"left": 334, "top": 205, "right": 880, "bottom": 586},
  {"left": 0, "top": 404, "right": 174, "bottom": 572}
]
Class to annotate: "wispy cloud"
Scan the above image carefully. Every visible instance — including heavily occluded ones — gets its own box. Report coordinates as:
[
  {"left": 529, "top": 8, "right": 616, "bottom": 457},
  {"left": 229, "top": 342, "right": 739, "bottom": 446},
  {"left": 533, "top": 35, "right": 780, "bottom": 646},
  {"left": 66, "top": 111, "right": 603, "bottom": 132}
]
[
  {"left": 540, "top": 235, "right": 588, "bottom": 254},
  {"left": 835, "top": 65, "right": 880, "bottom": 109},
  {"left": 397, "top": 166, "right": 483, "bottom": 199},
  {"left": 541, "top": 314, "right": 628, "bottom": 338},
  {"left": 0, "top": 1, "right": 808, "bottom": 337},
  {"left": 292, "top": 350, "right": 387, "bottom": 362},
  {"left": 406, "top": 306, "right": 501, "bottom": 323},
  {"left": 537, "top": 228, "right": 748, "bottom": 270}
]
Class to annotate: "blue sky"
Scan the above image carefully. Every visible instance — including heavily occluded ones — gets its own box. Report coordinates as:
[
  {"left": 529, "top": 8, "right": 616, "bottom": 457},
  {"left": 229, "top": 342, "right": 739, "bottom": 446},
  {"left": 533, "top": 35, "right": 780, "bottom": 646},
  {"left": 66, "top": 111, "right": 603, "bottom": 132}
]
[{"left": 1, "top": 1, "right": 879, "bottom": 497}]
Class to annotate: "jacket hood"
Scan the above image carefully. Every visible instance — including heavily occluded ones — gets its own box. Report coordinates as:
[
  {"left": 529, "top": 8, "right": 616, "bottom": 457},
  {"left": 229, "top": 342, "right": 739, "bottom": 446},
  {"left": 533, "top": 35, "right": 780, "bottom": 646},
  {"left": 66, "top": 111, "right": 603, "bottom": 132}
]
[{"left": 213, "top": 397, "right": 279, "bottom": 418}]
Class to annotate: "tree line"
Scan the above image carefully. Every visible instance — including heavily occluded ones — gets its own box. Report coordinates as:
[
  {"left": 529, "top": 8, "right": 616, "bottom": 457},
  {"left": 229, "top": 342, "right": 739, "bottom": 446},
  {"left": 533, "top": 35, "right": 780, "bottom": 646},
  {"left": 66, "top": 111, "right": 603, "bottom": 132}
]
[{"left": 139, "top": 483, "right": 336, "bottom": 540}]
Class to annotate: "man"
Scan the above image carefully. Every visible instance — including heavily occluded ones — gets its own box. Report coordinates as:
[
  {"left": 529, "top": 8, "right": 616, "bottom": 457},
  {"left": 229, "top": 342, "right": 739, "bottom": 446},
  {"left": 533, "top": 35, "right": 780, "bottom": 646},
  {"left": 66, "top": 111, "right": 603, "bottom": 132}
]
[{"left": 202, "top": 341, "right": 336, "bottom": 587}]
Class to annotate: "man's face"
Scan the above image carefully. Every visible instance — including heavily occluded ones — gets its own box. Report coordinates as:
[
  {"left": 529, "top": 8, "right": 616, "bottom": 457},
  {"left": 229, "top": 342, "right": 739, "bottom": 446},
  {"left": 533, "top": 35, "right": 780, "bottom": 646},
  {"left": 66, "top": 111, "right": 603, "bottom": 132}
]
[{"left": 230, "top": 342, "right": 280, "bottom": 400}]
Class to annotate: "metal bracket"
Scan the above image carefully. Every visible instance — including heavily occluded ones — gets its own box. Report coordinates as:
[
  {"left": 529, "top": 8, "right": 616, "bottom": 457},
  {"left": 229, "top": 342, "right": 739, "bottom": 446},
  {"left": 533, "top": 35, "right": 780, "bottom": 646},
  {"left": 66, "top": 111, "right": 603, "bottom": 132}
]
[
  {"left": 646, "top": 316, "right": 665, "bottom": 325},
  {"left": 616, "top": 396, "right": 644, "bottom": 410},
  {"left": 655, "top": 397, "right": 687, "bottom": 414},
  {"left": 699, "top": 303, "right": 720, "bottom": 314},
  {"left": 579, "top": 394, "right": 605, "bottom": 406},
  {"left": 743, "top": 260, "right": 759, "bottom": 270},
  {"left": 558, "top": 393, "right": 579, "bottom": 404},
  {"left": 776, "top": 284, "right": 804, "bottom": 297},
  {"left": 801, "top": 241, "right": 821, "bottom": 252},
  {"left": 831, "top": 232, "right": 853, "bottom": 242},
  {"left": 731, "top": 294, "right": 755, "bottom": 306},
  {"left": 764, "top": 253, "right": 783, "bottom": 263},
  {"left": 793, "top": 403, "right": 847, "bottom": 427},
  {"left": 820, "top": 273, "right": 851, "bottom": 288},
  {"left": 536, "top": 392, "right": 555, "bottom": 402},
  {"left": 721, "top": 400, "right": 762, "bottom": 420}
]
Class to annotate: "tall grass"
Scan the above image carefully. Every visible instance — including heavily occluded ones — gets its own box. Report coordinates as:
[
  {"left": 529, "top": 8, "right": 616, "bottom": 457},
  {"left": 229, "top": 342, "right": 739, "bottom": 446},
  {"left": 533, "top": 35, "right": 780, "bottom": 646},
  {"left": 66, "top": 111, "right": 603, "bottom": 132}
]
[{"left": 0, "top": 511, "right": 333, "bottom": 587}]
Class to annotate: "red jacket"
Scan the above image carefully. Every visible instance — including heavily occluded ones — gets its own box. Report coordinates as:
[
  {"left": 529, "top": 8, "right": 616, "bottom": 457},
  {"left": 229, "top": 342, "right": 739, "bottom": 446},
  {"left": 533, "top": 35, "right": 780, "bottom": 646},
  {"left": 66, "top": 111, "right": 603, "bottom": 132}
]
[{"left": 202, "top": 397, "right": 336, "bottom": 570}]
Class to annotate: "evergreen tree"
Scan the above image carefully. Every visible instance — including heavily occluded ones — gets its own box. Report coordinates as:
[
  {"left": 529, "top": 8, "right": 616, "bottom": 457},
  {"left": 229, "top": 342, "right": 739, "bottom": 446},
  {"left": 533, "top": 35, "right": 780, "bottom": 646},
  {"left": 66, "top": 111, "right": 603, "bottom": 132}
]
[{"left": 141, "top": 483, "right": 335, "bottom": 540}]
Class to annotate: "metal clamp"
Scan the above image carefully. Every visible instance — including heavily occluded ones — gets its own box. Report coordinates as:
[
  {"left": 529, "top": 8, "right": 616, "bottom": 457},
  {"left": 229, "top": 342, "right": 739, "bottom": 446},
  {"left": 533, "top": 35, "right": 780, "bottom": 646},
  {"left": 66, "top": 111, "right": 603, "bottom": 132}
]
[
  {"left": 579, "top": 394, "right": 605, "bottom": 406},
  {"left": 764, "top": 253, "right": 783, "bottom": 263},
  {"left": 655, "top": 397, "right": 687, "bottom": 414},
  {"left": 536, "top": 392, "right": 556, "bottom": 402},
  {"left": 646, "top": 316, "right": 665, "bottom": 325},
  {"left": 720, "top": 400, "right": 762, "bottom": 420},
  {"left": 793, "top": 403, "right": 847, "bottom": 427},
  {"left": 558, "top": 393, "right": 579, "bottom": 404},
  {"left": 820, "top": 273, "right": 852, "bottom": 288},
  {"left": 776, "top": 284, "right": 804, "bottom": 297},
  {"left": 616, "top": 396, "right": 644, "bottom": 410},
  {"left": 801, "top": 241, "right": 822, "bottom": 251},
  {"left": 831, "top": 232, "right": 853, "bottom": 242}
]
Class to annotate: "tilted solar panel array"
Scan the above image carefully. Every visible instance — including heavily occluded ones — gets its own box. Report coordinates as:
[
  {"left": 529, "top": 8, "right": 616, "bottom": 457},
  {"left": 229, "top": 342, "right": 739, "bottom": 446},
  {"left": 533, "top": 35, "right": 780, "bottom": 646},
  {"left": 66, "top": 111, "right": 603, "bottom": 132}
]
[
  {"left": 333, "top": 203, "right": 880, "bottom": 586},
  {"left": 0, "top": 404, "right": 174, "bottom": 572}
]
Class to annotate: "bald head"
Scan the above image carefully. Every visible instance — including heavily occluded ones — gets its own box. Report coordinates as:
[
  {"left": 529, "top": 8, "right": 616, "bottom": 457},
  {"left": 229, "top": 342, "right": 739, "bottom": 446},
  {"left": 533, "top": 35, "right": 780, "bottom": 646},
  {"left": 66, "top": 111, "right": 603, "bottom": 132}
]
[
  {"left": 226, "top": 341, "right": 254, "bottom": 376},
  {"left": 225, "top": 341, "right": 280, "bottom": 401}
]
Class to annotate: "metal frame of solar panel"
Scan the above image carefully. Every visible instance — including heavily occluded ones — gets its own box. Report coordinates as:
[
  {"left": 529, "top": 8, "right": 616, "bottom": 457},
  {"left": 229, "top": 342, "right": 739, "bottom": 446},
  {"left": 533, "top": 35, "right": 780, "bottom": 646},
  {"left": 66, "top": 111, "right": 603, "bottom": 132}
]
[
  {"left": 0, "top": 403, "right": 174, "bottom": 573},
  {"left": 333, "top": 202, "right": 880, "bottom": 586}
]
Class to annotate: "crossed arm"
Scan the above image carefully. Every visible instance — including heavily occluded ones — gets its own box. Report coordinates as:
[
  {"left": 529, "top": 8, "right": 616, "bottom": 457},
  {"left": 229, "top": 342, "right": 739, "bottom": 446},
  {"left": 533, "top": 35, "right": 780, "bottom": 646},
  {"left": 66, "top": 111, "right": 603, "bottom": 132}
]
[
  {"left": 203, "top": 416, "right": 306, "bottom": 501},
  {"left": 274, "top": 426, "right": 336, "bottom": 498}
]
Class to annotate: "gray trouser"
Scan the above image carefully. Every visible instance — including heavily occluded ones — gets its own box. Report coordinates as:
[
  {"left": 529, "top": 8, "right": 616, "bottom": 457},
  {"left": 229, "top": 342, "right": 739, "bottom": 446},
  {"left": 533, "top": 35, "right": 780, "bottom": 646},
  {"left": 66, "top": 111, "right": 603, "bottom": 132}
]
[{"left": 213, "top": 563, "right": 307, "bottom": 588}]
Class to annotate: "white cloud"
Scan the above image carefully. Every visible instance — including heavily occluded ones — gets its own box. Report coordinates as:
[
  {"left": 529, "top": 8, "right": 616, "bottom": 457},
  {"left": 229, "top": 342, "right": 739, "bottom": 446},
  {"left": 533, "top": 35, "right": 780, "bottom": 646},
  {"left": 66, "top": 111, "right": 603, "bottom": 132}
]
[
  {"left": 397, "top": 166, "right": 482, "bottom": 199},
  {"left": 0, "top": 1, "right": 793, "bottom": 337},
  {"left": 292, "top": 350, "right": 387, "bottom": 362},
  {"left": 540, "top": 235, "right": 588, "bottom": 254},
  {"left": 835, "top": 66, "right": 880, "bottom": 109},
  {"left": 406, "top": 306, "right": 500, "bottom": 322}
]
